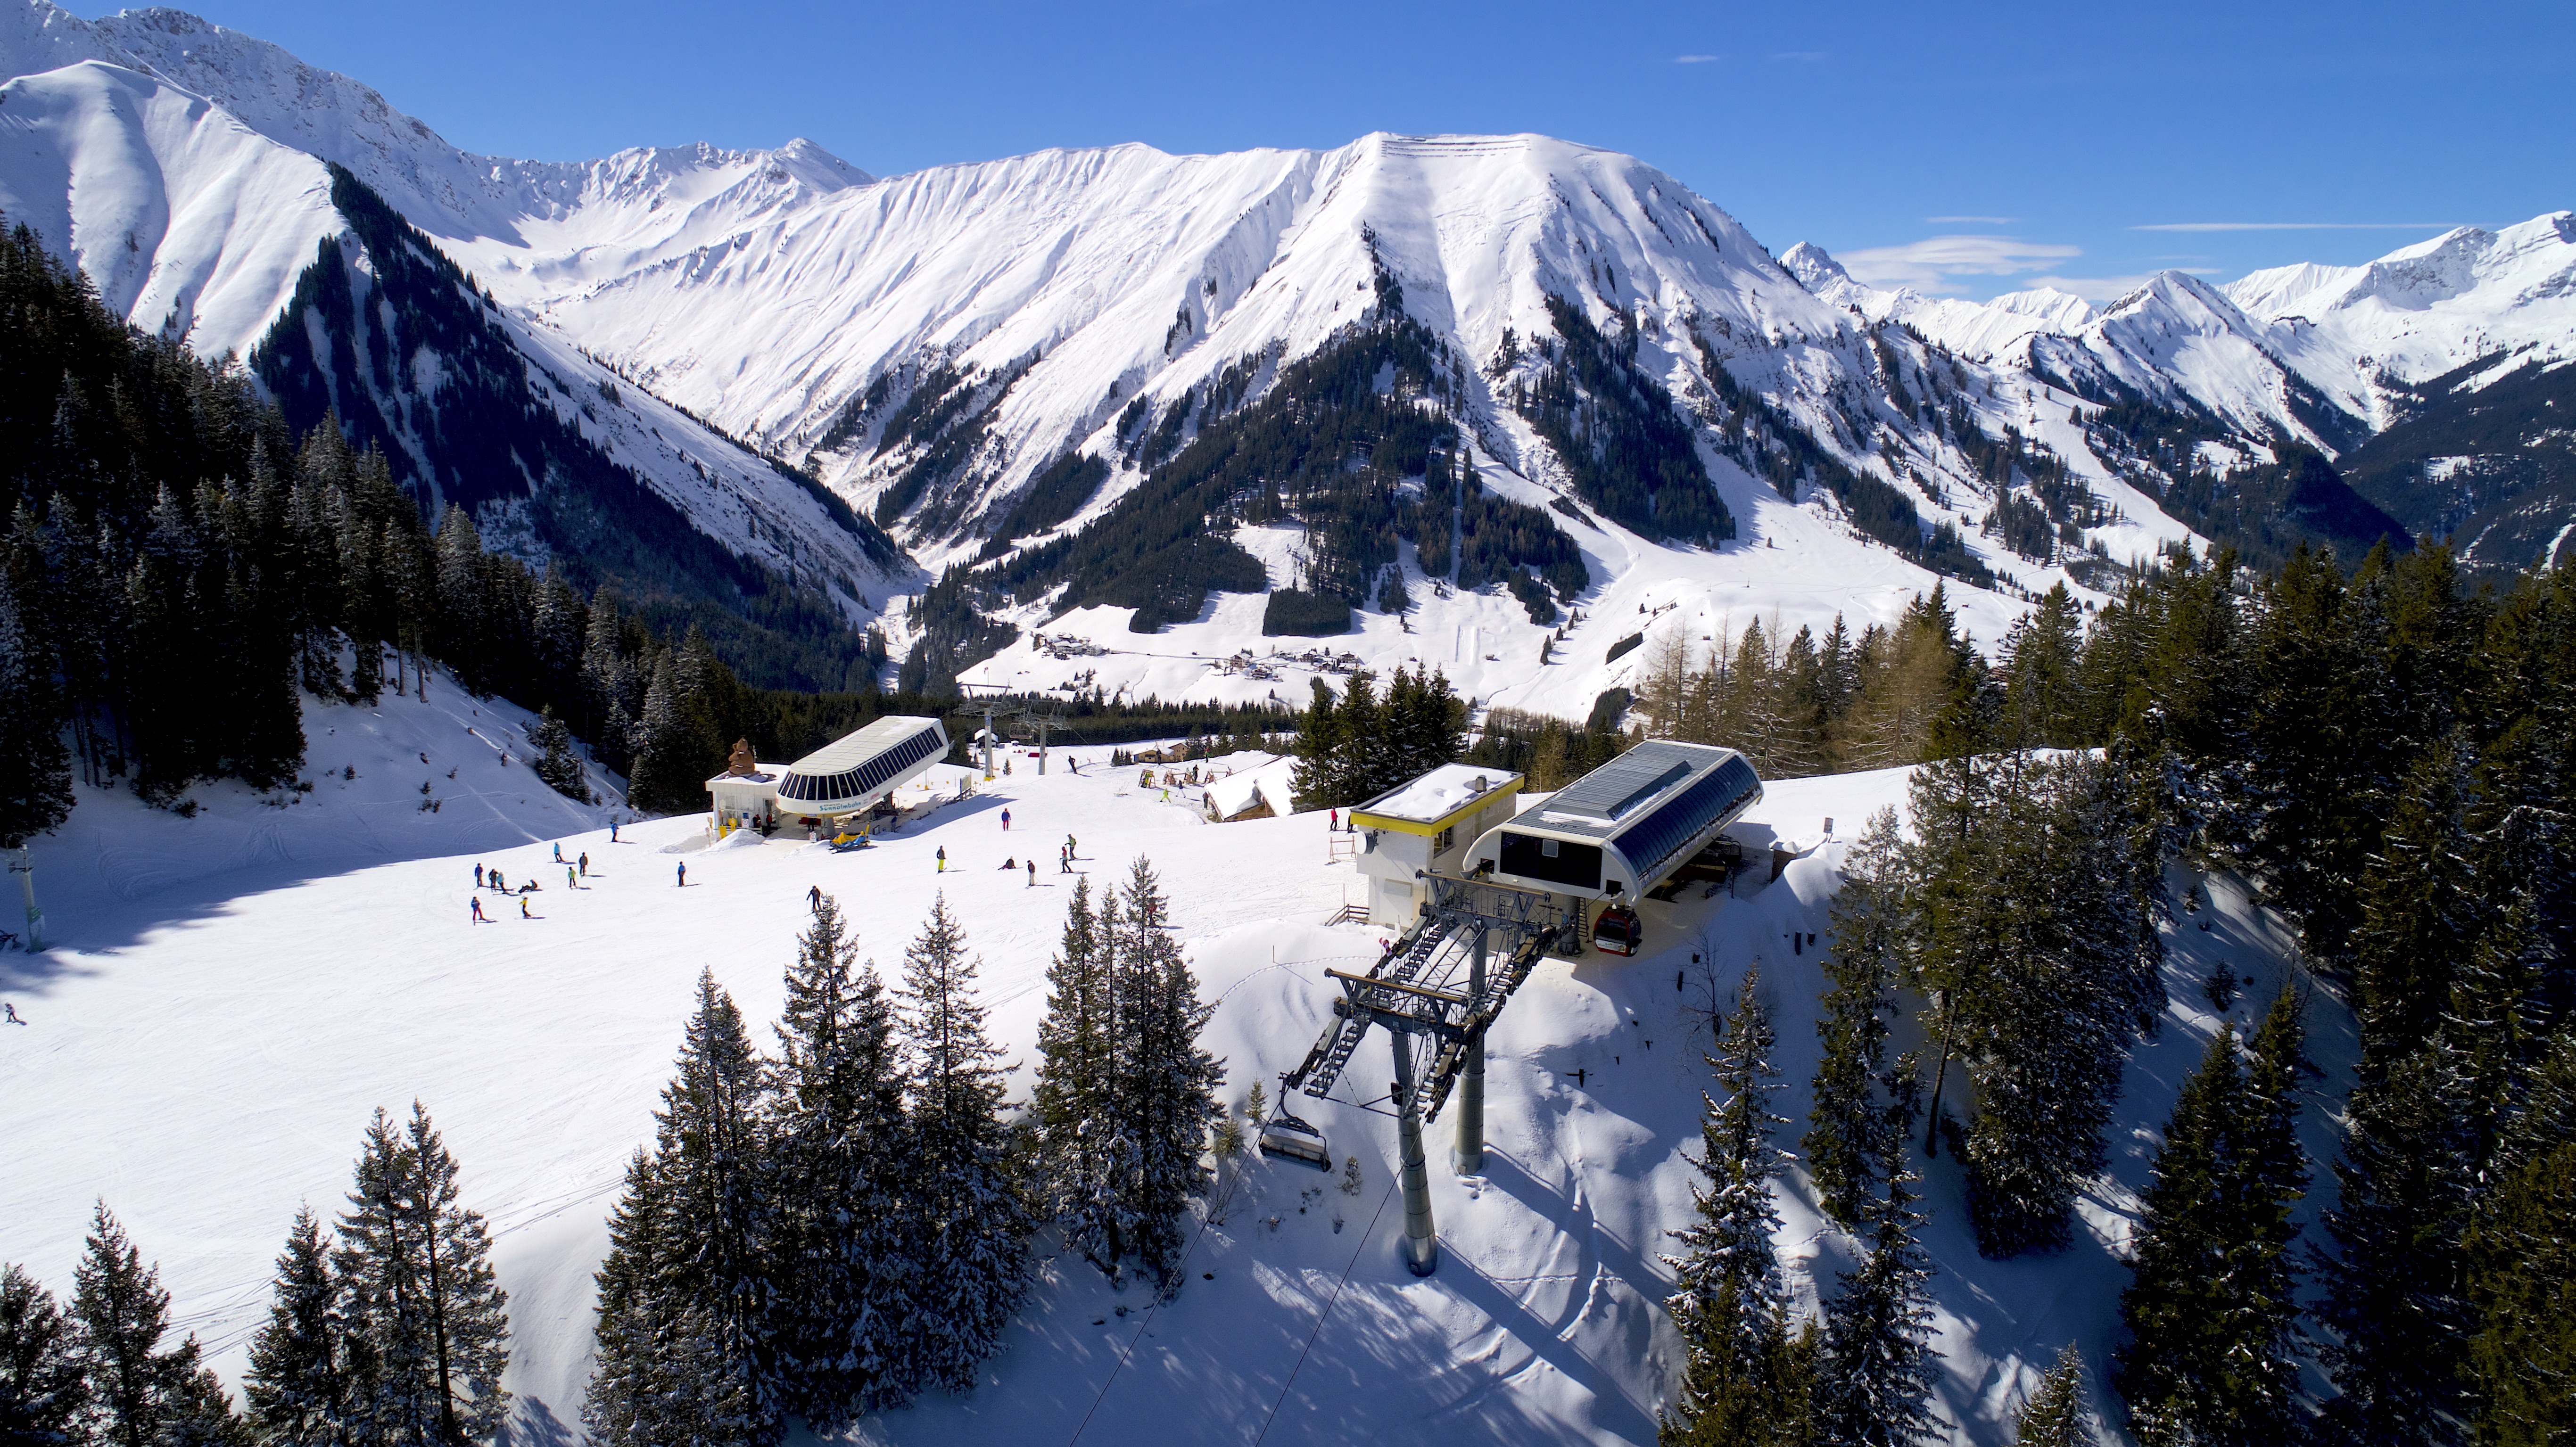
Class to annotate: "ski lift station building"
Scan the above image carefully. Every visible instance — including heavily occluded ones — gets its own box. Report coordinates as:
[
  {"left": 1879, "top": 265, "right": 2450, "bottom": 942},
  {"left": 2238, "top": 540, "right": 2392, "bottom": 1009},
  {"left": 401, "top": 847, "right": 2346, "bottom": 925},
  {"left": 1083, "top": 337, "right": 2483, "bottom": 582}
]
[
  {"left": 704, "top": 716, "right": 949, "bottom": 835},
  {"left": 1351, "top": 765, "right": 1526, "bottom": 926},
  {"left": 1467, "top": 740, "right": 1762, "bottom": 912}
]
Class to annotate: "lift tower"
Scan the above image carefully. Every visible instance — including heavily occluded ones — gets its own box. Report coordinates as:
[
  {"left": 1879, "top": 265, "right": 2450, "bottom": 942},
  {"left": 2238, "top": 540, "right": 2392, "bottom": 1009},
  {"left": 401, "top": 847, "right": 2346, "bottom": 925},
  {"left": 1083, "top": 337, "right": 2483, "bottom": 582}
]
[{"left": 1275, "top": 874, "right": 1566, "bottom": 1274}]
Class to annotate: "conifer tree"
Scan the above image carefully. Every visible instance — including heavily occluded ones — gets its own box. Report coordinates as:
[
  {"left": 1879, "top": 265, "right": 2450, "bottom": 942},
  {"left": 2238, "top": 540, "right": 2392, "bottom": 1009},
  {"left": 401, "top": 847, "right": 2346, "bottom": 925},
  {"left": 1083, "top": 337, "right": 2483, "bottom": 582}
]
[
  {"left": 897, "top": 896, "right": 1032, "bottom": 1394},
  {"left": 2311, "top": 1046, "right": 2475, "bottom": 1447},
  {"left": 243, "top": 1205, "right": 344, "bottom": 1446},
  {"left": 0, "top": 572, "right": 73, "bottom": 848},
  {"left": 2010, "top": 1346, "right": 2094, "bottom": 1447},
  {"left": 1288, "top": 678, "right": 1342, "bottom": 811},
  {"left": 1112, "top": 859, "right": 1225, "bottom": 1296},
  {"left": 528, "top": 708, "right": 590, "bottom": 805},
  {"left": 69, "top": 1204, "right": 209, "bottom": 1447},
  {"left": 1806, "top": 809, "right": 1912, "bottom": 1230},
  {"left": 580, "top": 1151, "right": 675, "bottom": 1447},
  {"left": 1663, "top": 968, "right": 1802, "bottom": 1444},
  {"left": 1815, "top": 1166, "right": 1940, "bottom": 1447},
  {"left": 1031, "top": 877, "right": 1124, "bottom": 1274},
  {"left": 2114, "top": 999, "right": 2307, "bottom": 1447},
  {"left": 769, "top": 895, "right": 910, "bottom": 1426},
  {"left": 2349, "top": 737, "right": 2490, "bottom": 1065},
  {"left": 625, "top": 654, "right": 693, "bottom": 814},
  {"left": 333, "top": 1105, "right": 511, "bottom": 1447},
  {"left": 2463, "top": 1029, "right": 2576, "bottom": 1446},
  {"left": 635, "top": 971, "right": 779, "bottom": 1444},
  {"left": 1, "top": 1262, "right": 88, "bottom": 1447}
]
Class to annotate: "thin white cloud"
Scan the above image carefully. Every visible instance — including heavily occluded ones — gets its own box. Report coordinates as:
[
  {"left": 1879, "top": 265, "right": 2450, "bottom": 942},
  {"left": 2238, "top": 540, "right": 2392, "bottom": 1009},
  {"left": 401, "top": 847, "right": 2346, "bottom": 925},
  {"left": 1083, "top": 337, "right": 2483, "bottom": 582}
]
[
  {"left": 1834, "top": 234, "right": 2081, "bottom": 294},
  {"left": 1674, "top": 53, "right": 1722, "bottom": 63},
  {"left": 2130, "top": 222, "right": 2456, "bottom": 232},
  {"left": 1926, "top": 215, "right": 2017, "bottom": 224}
]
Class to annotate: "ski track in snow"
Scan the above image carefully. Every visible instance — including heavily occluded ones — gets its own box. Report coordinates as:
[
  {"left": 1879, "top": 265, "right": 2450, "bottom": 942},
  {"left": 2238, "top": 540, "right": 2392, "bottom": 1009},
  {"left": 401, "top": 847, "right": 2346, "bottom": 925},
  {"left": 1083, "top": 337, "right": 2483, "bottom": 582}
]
[{"left": 0, "top": 682, "right": 2358, "bottom": 1446}]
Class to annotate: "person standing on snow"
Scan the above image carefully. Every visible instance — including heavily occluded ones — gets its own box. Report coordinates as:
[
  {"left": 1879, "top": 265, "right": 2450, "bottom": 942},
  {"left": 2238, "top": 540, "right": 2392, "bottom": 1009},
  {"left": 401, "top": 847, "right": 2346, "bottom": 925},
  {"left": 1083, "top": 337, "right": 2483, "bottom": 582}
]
[
  {"left": 611, "top": 819, "right": 620, "bottom": 843},
  {"left": 936, "top": 845, "right": 947, "bottom": 872},
  {"left": 474, "top": 863, "right": 485, "bottom": 888},
  {"left": 4, "top": 1002, "right": 25, "bottom": 1025},
  {"left": 676, "top": 862, "right": 686, "bottom": 887},
  {"left": 1001, "top": 808, "right": 1012, "bottom": 831},
  {"left": 521, "top": 897, "right": 534, "bottom": 919},
  {"left": 553, "top": 844, "right": 563, "bottom": 863},
  {"left": 568, "top": 865, "right": 578, "bottom": 891},
  {"left": 809, "top": 885, "right": 822, "bottom": 910},
  {"left": 471, "top": 897, "right": 488, "bottom": 923},
  {"left": 1026, "top": 859, "right": 1035, "bottom": 888},
  {"left": 578, "top": 852, "right": 589, "bottom": 877}
]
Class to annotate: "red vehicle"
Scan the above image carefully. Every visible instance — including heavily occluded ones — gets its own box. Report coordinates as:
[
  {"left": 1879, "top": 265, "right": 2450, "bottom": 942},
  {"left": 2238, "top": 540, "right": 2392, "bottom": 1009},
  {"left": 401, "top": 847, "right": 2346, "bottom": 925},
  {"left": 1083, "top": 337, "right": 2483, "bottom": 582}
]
[{"left": 1592, "top": 904, "right": 1643, "bottom": 956}]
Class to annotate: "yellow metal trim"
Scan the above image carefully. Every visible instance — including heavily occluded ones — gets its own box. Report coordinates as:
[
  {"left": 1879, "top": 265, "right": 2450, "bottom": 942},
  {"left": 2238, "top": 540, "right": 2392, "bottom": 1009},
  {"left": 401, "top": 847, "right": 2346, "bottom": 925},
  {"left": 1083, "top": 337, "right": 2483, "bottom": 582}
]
[{"left": 1351, "top": 781, "right": 1521, "bottom": 838}]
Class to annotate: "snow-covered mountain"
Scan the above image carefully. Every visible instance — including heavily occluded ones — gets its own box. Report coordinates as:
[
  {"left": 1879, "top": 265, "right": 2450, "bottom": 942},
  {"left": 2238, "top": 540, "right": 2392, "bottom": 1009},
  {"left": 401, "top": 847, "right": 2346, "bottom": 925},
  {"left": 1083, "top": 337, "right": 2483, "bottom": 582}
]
[
  {"left": 0, "top": 9, "right": 911, "bottom": 690},
  {"left": 1787, "top": 215, "right": 2576, "bottom": 569},
  {"left": 7, "top": 0, "right": 2567, "bottom": 715}
]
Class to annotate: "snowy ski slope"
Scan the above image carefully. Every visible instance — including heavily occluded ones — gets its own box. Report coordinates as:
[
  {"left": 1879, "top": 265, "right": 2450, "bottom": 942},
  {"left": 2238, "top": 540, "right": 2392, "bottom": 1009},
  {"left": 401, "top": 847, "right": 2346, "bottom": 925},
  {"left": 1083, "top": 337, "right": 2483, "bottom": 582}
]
[{"left": 0, "top": 687, "right": 2355, "bottom": 1445}]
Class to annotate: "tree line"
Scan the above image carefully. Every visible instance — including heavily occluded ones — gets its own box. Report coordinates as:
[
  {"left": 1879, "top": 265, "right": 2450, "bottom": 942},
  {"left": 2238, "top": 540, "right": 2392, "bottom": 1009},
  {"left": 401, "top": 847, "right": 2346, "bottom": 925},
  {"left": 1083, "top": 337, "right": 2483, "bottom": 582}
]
[
  {"left": 586, "top": 864, "right": 1223, "bottom": 1445},
  {"left": 2, "top": 1106, "right": 508, "bottom": 1447},
  {"left": 1660, "top": 542, "right": 2574, "bottom": 1444},
  {"left": 1285, "top": 665, "right": 1467, "bottom": 811}
]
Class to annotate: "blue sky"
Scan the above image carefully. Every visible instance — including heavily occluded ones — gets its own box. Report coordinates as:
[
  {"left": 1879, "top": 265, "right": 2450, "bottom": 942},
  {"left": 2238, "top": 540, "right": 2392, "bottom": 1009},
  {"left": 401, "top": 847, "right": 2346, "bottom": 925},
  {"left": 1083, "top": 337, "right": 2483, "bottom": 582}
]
[{"left": 171, "top": 0, "right": 2572, "bottom": 301}]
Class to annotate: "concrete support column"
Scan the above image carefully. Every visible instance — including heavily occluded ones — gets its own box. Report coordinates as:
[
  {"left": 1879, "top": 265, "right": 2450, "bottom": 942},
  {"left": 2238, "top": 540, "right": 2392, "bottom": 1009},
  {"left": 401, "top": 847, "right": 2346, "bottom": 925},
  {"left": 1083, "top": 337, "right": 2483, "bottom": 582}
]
[
  {"left": 1452, "top": 927, "right": 1489, "bottom": 1175},
  {"left": 1393, "top": 1038, "right": 1438, "bottom": 1276}
]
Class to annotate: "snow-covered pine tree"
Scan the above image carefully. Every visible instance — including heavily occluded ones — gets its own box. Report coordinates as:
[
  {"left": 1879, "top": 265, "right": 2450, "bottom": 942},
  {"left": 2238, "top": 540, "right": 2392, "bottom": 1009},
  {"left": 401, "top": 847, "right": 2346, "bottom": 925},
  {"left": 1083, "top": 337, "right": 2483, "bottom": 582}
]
[
  {"left": 581, "top": 1150, "right": 676, "bottom": 1447},
  {"left": 1031, "top": 876, "right": 1125, "bottom": 1275},
  {"left": 1662, "top": 967, "right": 1805, "bottom": 1444},
  {"left": 70, "top": 1204, "right": 215, "bottom": 1447},
  {"left": 243, "top": 1205, "right": 345, "bottom": 1445},
  {"left": 333, "top": 1105, "right": 511, "bottom": 1447},
  {"left": 2311, "top": 1045, "right": 2477, "bottom": 1447},
  {"left": 896, "top": 895, "right": 1033, "bottom": 1394},
  {"left": 2114, "top": 996, "right": 2308, "bottom": 1447},
  {"left": 1, "top": 1262, "right": 89, "bottom": 1447},
  {"left": 2010, "top": 1345, "right": 2095, "bottom": 1447},
  {"left": 2465, "top": 1030, "right": 2576, "bottom": 1445},
  {"left": 0, "top": 571, "right": 74, "bottom": 848},
  {"left": 624, "top": 654, "right": 692, "bottom": 814},
  {"left": 769, "top": 893, "right": 912, "bottom": 1425},
  {"left": 1815, "top": 1165, "right": 1940, "bottom": 1447},
  {"left": 528, "top": 707, "right": 591, "bottom": 804},
  {"left": 639, "top": 970, "right": 782, "bottom": 1445},
  {"left": 2349, "top": 735, "right": 2490, "bottom": 1064},
  {"left": 1806, "top": 807, "right": 1912, "bottom": 1230},
  {"left": 1112, "top": 858, "right": 1225, "bottom": 1296}
]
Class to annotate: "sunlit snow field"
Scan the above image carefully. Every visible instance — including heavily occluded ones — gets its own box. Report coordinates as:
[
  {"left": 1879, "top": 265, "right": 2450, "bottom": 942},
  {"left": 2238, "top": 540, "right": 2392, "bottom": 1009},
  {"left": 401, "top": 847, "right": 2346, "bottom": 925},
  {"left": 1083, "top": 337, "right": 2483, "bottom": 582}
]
[{"left": 0, "top": 683, "right": 2353, "bottom": 1446}]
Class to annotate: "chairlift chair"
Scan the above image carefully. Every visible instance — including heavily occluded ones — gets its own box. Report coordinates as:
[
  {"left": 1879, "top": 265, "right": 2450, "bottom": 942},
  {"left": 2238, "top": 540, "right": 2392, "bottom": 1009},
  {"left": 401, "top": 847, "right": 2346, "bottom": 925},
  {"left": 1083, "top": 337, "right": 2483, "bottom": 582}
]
[{"left": 1257, "top": 1110, "right": 1332, "bottom": 1171}]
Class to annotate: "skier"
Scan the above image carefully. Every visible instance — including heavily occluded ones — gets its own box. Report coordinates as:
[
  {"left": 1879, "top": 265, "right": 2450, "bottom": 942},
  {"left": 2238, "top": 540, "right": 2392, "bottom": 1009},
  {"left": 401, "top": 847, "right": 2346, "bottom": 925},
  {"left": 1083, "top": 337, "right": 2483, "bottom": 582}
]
[
  {"left": 611, "top": 819, "right": 620, "bottom": 843},
  {"left": 676, "top": 862, "right": 687, "bottom": 888},
  {"left": 936, "top": 845, "right": 947, "bottom": 872},
  {"left": 3, "top": 1002, "right": 24, "bottom": 1025},
  {"left": 474, "top": 863, "right": 485, "bottom": 888},
  {"left": 809, "top": 885, "right": 822, "bottom": 910},
  {"left": 1329, "top": 809, "right": 1338, "bottom": 832},
  {"left": 471, "top": 898, "right": 488, "bottom": 924},
  {"left": 520, "top": 897, "right": 534, "bottom": 919},
  {"left": 1066, "top": 832, "right": 1076, "bottom": 858},
  {"left": 553, "top": 843, "right": 563, "bottom": 863},
  {"left": 1001, "top": 857, "right": 1017, "bottom": 871},
  {"left": 567, "top": 865, "right": 578, "bottom": 891},
  {"left": 1061, "top": 846, "right": 1072, "bottom": 874},
  {"left": 579, "top": 852, "right": 589, "bottom": 877},
  {"left": 1002, "top": 808, "right": 1012, "bottom": 831},
  {"left": 1026, "top": 859, "right": 1035, "bottom": 888}
]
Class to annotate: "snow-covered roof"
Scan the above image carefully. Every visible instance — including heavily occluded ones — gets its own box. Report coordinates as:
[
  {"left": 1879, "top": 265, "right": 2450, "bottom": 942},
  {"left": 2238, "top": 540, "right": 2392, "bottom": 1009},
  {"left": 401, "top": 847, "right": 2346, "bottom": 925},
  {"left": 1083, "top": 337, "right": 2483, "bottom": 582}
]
[
  {"left": 776, "top": 717, "right": 948, "bottom": 810},
  {"left": 1352, "top": 764, "right": 1523, "bottom": 832},
  {"left": 1206, "top": 756, "right": 1298, "bottom": 819}
]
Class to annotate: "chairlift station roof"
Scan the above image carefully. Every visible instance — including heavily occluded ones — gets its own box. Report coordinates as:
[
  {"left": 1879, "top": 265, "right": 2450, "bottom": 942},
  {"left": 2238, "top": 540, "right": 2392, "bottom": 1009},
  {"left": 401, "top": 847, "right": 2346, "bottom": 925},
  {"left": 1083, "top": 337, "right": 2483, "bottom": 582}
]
[
  {"left": 1351, "top": 764, "right": 1524, "bottom": 838},
  {"left": 765, "top": 716, "right": 949, "bottom": 817},
  {"left": 1468, "top": 740, "right": 1761, "bottom": 902}
]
